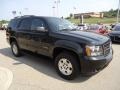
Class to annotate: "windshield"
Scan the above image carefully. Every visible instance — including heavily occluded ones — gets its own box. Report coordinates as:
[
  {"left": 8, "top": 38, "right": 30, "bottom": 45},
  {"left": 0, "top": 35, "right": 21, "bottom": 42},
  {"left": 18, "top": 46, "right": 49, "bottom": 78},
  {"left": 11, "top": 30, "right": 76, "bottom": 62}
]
[
  {"left": 46, "top": 17, "right": 78, "bottom": 31},
  {"left": 114, "top": 25, "right": 120, "bottom": 31}
]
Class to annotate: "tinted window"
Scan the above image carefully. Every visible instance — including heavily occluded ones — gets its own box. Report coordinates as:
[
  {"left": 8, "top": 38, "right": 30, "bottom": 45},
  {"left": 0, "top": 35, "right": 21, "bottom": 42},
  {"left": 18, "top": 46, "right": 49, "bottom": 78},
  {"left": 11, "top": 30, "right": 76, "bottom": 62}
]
[
  {"left": 8, "top": 19, "right": 20, "bottom": 29},
  {"left": 45, "top": 17, "right": 77, "bottom": 31},
  {"left": 18, "top": 18, "right": 31, "bottom": 30},
  {"left": 114, "top": 25, "right": 120, "bottom": 31},
  {"left": 31, "top": 19, "right": 45, "bottom": 30}
]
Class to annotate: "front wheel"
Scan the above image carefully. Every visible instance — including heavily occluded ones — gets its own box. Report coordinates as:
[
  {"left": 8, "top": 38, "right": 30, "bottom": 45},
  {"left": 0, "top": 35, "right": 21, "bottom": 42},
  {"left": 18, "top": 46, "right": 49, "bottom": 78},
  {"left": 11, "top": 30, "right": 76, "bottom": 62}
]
[
  {"left": 55, "top": 52, "right": 79, "bottom": 80},
  {"left": 11, "top": 42, "right": 21, "bottom": 57}
]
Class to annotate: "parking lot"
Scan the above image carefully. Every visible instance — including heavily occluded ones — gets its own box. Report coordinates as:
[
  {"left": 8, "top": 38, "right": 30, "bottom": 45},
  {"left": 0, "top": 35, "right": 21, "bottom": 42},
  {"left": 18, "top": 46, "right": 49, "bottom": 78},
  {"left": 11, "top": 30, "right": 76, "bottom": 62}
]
[{"left": 0, "top": 31, "right": 120, "bottom": 90}]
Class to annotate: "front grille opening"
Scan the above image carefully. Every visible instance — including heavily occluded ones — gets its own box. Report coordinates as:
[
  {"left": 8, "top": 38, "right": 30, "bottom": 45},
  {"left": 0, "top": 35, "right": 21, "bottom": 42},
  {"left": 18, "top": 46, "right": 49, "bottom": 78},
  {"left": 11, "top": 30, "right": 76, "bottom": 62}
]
[
  {"left": 115, "top": 36, "right": 120, "bottom": 41},
  {"left": 103, "top": 41, "right": 110, "bottom": 56}
]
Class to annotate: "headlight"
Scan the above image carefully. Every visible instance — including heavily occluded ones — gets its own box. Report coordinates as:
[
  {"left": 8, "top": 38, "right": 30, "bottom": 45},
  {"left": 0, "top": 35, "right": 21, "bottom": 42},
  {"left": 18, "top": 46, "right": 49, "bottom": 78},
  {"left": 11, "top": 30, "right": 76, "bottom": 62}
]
[{"left": 85, "top": 45, "right": 103, "bottom": 56}]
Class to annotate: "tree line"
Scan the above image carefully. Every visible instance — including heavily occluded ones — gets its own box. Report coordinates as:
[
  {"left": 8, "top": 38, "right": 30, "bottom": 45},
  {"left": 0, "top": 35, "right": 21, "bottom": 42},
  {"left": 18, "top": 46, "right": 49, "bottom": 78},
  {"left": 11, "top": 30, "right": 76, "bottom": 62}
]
[
  {"left": 103, "top": 9, "right": 118, "bottom": 18},
  {"left": 0, "top": 20, "right": 9, "bottom": 25}
]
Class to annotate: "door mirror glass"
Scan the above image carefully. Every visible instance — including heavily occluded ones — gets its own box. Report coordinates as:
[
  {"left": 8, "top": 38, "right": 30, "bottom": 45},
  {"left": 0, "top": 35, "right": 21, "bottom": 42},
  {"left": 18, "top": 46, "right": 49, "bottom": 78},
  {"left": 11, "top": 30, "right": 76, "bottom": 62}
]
[{"left": 36, "top": 26, "right": 48, "bottom": 32}]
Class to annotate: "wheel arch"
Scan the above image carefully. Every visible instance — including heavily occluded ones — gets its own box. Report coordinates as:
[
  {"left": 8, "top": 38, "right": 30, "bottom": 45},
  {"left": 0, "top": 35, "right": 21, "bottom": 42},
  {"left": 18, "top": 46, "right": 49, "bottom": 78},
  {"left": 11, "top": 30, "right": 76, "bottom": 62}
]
[
  {"left": 53, "top": 40, "right": 83, "bottom": 57},
  {"left": 9, "top": 36, "right": 17, "bottom": 45},
  {"left": 53, "top": 40, "right": 84, "bottom": 71}
]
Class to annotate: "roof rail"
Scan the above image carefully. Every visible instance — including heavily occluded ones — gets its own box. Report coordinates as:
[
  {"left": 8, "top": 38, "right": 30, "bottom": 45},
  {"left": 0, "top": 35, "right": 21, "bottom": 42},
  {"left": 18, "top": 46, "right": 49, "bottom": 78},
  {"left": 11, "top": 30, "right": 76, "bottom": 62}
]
[
  {"left": 21, "top": 15, "right": 35, "bottom": 17},
  {"left": 14, "top": 15, "right": 35, "bottom": 19}
]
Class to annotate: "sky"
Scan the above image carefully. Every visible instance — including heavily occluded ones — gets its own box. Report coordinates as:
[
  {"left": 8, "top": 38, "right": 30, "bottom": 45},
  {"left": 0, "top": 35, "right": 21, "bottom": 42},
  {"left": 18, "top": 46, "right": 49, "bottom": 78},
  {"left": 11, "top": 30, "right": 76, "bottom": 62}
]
[{"left": 0, "top": 0, "right": 118, "bottom": 20}]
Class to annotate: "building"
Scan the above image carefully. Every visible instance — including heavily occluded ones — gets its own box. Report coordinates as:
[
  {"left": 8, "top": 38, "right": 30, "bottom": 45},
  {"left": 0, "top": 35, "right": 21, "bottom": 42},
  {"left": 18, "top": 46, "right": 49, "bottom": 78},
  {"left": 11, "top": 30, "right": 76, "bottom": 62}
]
[{"left": 74, "top": 12, "right": 104, "bottom": 19}]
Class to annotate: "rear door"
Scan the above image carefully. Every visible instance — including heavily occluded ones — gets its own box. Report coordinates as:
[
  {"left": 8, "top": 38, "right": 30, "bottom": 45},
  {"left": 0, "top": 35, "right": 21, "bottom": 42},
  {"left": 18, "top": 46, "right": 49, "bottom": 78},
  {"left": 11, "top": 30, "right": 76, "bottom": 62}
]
[{"left": 17, "top": 18, "right": 32, "bottom": 50}]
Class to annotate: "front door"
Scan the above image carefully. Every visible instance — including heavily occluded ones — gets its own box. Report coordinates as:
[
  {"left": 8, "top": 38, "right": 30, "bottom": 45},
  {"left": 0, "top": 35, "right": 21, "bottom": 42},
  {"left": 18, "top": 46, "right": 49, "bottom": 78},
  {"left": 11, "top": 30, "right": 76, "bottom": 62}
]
[{"left": 30, "top": 18, "right": 50, "bottom": 56}]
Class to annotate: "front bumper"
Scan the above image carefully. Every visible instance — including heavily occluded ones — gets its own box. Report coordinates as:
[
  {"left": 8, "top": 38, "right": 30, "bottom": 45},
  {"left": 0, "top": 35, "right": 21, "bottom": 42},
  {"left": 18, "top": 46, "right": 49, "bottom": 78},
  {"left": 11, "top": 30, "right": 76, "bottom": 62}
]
[
  {"left": 80, "top": 50, "right": 113, "bottom": 75},
  {"left": 110, "top": 35, "right": 120, "bottom": 42}
]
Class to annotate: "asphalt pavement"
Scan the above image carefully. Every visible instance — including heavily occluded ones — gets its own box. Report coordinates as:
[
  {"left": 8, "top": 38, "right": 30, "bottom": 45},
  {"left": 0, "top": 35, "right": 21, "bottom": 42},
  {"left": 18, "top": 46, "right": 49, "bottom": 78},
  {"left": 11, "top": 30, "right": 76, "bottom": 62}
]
[{"left": 0, "top": 31, "right": 120, "bottom": 90}]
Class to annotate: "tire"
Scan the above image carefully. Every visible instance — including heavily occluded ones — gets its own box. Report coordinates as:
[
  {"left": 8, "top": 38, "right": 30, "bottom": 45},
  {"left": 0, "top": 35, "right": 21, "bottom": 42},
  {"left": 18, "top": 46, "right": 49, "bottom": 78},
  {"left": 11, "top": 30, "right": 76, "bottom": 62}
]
[
  {"left": 55, "top": 52, "right": 79, "bottom": 80},
  {"left": 11, "top": 42, "right": 21, "bottom": 57}
]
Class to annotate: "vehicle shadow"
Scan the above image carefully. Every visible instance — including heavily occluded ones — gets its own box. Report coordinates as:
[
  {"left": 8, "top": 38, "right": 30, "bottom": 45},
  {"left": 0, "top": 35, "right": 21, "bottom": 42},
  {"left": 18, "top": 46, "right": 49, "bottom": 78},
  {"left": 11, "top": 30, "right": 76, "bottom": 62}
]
[{"left": 0, "top": 47, "right": 90, "bottom": 83}]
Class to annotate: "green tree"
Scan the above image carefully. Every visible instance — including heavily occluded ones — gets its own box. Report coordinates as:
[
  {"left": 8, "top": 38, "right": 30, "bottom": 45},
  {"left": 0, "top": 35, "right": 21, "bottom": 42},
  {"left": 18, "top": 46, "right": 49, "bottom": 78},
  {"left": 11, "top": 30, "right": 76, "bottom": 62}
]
[
  {"left": 104, "top": 9, "right": 117, "bottom": 18},
  {"left": 0, "top": 20, "right": 9, "bottom": 24},
  {"left": 70, "top": 13, "right": 73, "bottom": 19}
]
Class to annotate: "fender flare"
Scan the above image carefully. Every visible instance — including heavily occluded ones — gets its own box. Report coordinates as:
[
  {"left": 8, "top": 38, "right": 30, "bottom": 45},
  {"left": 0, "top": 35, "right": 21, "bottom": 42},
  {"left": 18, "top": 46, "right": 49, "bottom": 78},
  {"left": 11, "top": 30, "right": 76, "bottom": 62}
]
[
  {"left": 53, "top": 40, "right": 83, "bottom": 55},
  {"left": 9, "top": 36, "right": 17, "bottom": 44}
]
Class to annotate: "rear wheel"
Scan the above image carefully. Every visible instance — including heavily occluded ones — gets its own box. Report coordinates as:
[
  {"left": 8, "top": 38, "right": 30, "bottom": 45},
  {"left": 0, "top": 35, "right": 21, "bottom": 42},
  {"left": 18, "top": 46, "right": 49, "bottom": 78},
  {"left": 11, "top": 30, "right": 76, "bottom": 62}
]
[
  {"left": 11, "top": 42, "right": 21, "bottom": 57},
  {"left": 55, "top": 52, "right": 79, "bottom": 80}
]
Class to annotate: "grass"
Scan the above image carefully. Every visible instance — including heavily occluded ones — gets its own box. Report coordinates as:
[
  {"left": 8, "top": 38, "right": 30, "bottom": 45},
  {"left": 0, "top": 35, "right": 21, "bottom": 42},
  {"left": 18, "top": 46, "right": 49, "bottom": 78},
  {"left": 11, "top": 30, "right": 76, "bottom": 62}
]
[{"left": 68, "top": 17, "right": 117, "bottom": 25}]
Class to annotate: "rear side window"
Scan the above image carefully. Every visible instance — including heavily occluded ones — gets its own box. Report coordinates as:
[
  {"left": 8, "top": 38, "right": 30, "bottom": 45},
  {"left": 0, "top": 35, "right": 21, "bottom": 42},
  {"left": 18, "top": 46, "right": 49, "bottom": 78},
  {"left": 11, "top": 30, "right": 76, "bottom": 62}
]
[
  {"left": 18, "top": 18, "right": 32, "bottom": 30},
  {"left": 8, "top": 19, "right": 20, "bottom": 30},
  {"left": 31, "top": 18, "right": 45, "bottom": 30}
]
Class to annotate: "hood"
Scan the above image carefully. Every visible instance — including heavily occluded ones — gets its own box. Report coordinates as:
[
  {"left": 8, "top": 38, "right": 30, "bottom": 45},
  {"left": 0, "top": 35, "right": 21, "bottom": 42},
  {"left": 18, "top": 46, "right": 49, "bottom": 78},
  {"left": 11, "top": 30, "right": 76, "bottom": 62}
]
[
  {"left": 110, "top": 31, "right": 120, "bottom": 35},
  {"left": 54, "top": 31, "right": 110, "bottom": 45}
]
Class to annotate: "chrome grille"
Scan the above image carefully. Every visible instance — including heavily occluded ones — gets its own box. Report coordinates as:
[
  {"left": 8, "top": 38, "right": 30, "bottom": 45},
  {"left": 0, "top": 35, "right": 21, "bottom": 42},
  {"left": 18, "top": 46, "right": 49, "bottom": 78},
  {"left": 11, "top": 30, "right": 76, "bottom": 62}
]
[{"left": 103, "top": 41, "right": 110, "bottom": 56}]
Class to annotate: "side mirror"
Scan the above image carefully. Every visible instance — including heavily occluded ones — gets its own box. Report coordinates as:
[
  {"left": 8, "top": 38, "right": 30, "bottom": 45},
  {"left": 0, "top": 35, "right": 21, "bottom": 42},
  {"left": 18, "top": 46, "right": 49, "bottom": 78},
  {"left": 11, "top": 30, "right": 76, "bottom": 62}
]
[{"left": 36, "top": 27, "right": 48, "bottom": 32}]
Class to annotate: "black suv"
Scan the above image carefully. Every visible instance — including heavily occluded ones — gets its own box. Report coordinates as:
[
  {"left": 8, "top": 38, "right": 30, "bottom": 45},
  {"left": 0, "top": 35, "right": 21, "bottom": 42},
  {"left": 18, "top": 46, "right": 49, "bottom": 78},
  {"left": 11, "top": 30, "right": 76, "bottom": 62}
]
[{"left": 6, "top": 16, "right": 113, "bottom": 80}]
